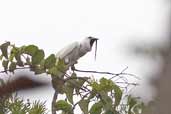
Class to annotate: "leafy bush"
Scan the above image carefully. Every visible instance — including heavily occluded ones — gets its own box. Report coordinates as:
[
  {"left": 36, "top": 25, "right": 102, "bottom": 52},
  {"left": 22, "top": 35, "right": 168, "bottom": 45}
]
[{"left": 0, "top": 42, "right": 144, "bottom": 114}]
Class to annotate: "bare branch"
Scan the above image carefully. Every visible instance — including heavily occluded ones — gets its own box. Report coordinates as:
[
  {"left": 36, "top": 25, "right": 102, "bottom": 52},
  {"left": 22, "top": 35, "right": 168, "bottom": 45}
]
[
  {"left": 52, "top": 90, "right": 58, "bottom": 114},
  {"left": 74, "top": 68, "right": 140, "bottom": 80},
  {"left": 72, "top": 92, "right": 90, "bottom": 111}
]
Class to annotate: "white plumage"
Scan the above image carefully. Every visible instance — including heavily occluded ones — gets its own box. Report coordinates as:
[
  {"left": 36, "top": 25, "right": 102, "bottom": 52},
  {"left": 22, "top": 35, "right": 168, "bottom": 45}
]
[{"left": 56, "top": 36, "right": 98, "bottom": 70}]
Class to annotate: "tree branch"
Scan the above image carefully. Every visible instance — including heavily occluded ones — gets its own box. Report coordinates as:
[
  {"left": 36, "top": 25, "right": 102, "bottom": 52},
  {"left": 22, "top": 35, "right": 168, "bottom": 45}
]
[
  {"left": 52, "top": 90, "right": 58, "bottom": 114},
  {"left": 74, "top": 68, "right": 140, "bottom": 80}
]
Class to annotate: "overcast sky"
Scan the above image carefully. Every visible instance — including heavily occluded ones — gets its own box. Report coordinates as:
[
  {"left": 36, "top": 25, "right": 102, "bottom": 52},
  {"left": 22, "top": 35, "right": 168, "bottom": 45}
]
[{"left": 0, "top": 0, "right": 170, "bottom": 113}]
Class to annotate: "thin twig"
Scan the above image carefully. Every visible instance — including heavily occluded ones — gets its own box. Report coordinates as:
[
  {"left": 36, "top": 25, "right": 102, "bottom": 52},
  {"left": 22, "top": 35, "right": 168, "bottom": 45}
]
[
  {"left": 120, "top": 66, "right": 128, "bottom": 73},
  {"left": 115, "top": 81, "right": 139, "bottom": 86},
  {"left": 72, "top": 92, "right": 90, "bottom": 111},
  {"left": 74, "top": 68, "right": 140, "bottom": 80},
  {"left": 75, "top": 68, "right": 117, "bottom": 75}
]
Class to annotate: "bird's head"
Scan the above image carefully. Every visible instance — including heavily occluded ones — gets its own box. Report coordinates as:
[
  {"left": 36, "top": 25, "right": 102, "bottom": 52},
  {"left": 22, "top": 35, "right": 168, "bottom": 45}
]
[
  {"left": 80, "top": 36, "right": 98, "bottom": 59},
  {"left": 88, "top": 36, "right": 99, "bottom": 48},
  {"left": 81, "top": 36, "right": 98, "bottom": 51}
]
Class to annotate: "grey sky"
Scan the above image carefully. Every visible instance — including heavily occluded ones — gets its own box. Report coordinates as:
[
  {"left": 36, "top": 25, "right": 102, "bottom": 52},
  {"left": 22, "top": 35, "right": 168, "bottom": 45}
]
[{"left": 0, "top": 0, "right": 169, "bottom": 113}]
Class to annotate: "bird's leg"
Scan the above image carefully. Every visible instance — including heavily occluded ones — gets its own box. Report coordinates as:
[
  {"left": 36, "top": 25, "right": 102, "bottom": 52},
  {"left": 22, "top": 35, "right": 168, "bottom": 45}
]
[
  {"left": 71, "top": 65, "right": 75, "bottom": 72},
  {"left": 71, "top": 61, "right": 78, "bottom": 71}
]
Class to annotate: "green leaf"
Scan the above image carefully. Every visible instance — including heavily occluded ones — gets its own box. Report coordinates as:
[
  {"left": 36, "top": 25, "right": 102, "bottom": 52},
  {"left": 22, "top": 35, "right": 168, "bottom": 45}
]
[
  {"left": 67, "top": 73, "right": 77, "bottom": 87},
  {"left": 128, "top": 96, "right": 138, "bottom": 114},
  {"left": 31, "top": 60, "right": 45, "bottom": 74},
  {"left": 19, "top": 46, "right": 26, "bottom": 53},
  {"left": 65, "top": 73, "right": 82, "bottom": 103},
  {"left": 24, "top": 45, "right": 38, "bottom": 56},
  {"left": 104, "top": 110, "right": 115, "bottom": 114},
  {"left": 29, "top": 101, "right": 47, "bottom": 114},
  {"left": 77, "top": 77, "right": 88, "bottom": 86},
  {"left": 91, "top": 81, "right": 100, "bottom": 92},
  {"left": 32, "top": 49, "right": 45, "bottom": 65},
  {"left": 61, "top": 111, "right": 73, "bottom": 114},
  {"left": 89, "top": 101, "right": 103, "bottom": 114},
  {"left": 99, "top": 78, "right": 115, "bottom": 92},
  {"left": 56, "top": 58, "right": 67, "bottom": 71},
  {"left": 0, "top": 54, "right": 3, "bottom": 60},
  {"left": 64, "top": 74, "right": 76, "bottom": 103},
  {"left": 33, "top": 66, "right": 46, "bottom": 75},
  {"left": 99, "top": 91, "right": 112, "bottom": 111},
  {"left": 64, "top": 73, "right": 78, "bottom": 103},
  {"left": 55, "top": 100, "right": 72, "bottom": 112},
  {"left": 52, "top": 79, "right": 65, "bottom": 94},
  {"left": 64, "top": 85, "right": 74, "bottom": 104},
  {"left": 91, "top": 77, "right": 115, "bottom": 92},
  {"left": 40, "top": 59, "right": 45, "bottom": 69},
  {"left": 44, "top": 54, "right": 56, "bottom": 69},
  {"left": 133, "top": 103, "right": 144, "bottom": 114},
  {"left": 0, "top": 41, "right": 10, "bottom": 59},
  {"left": 8, "top": 96, "right": 28, "bottom": 114},
  {"left": 15, "top": 52, "right": 24, "bottom": 66},
  {"left": 2, "top": 60, "right": 9, "bottom": 71},
  {"left": 10, "top": 46, "right": 18, "bottom": 54},
  {"left": 78, "top": 99, "right": 89, "bottom": 114},
  {"left": 113, "top": 84, "right": 123, "bottom": 107},
  {"left": 65, "top": 73, "right": 88, "bottom": 96},
  {"left": 75, "top": 77, "right": 88, "bottom": 95},
  {"left": 88, "top": 92, "right": 96, "bottom": 100},
  {"left": 10, "top": 46, "right": 24, "bottom": 66},
  {"left": 9, "top": 53, "right": 15, "bottom": 62},
  {"left": 9, "top": 62, "right": 16, "bottom": 72},
  {"left": 48, "top": 66, "right": 61, "bottom": 77}
]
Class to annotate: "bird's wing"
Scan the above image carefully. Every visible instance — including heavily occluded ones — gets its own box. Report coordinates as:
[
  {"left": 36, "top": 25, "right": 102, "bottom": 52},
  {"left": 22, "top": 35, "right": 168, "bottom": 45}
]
[{"left": 56, "top": 42, "right": 79, "bottom": 59}]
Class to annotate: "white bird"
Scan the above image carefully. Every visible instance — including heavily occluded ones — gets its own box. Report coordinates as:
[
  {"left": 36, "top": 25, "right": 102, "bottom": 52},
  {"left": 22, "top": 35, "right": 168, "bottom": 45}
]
[{"left": 56, "top": 36, "right": 98, "bottom": 71}]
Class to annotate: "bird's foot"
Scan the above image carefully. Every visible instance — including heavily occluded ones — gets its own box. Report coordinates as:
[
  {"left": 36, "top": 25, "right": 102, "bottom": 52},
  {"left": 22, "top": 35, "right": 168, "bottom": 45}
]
[{"left": 71, "top": 65, "right": 75, "bottom": 72}]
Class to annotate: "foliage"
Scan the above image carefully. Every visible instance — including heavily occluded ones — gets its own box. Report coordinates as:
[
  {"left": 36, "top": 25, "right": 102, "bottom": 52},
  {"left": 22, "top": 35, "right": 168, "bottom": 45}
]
[
  {"left": 0, "top": 78, "right": 47, "bottom": 114},
  {"left": 0, "top": 41, "right": 145, "bottom": 114},
  {"left": 55, "top": 100, "right": 73, "bottom": 114}
]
